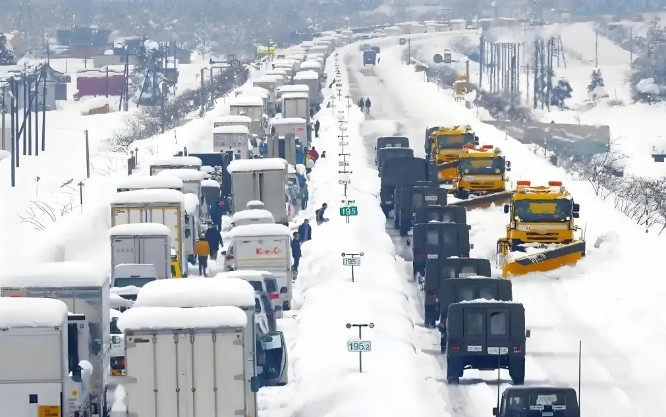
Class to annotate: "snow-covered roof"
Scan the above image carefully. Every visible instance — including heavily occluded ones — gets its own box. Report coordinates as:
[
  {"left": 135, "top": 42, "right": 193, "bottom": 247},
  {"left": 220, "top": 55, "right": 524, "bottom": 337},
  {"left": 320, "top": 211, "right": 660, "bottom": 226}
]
[
  {"left": 286, "top": 54, "right": 305, "bottom": 62},
  {"left": 247, "top": 200, "right": 264, "bottom": 208},
  {"left": 243, "top": 86, "right": 270, "bottom": 97},
  {"left": 294, "top": 70, "right": 319, "bottom": 81},
  {"left": 76, "top": 68, "right": 125, "bottom": 77},
  {"left": 231, "top": 209, "right": 275, "bottom": 222},
  {"left": 216, "top": 115, "right": 252, "bottom": 123},
  {"left": 108, "top": 223, "right": 171, "bottom": 237},
  {"left": 300, "top": 41, "right": 315, "bottom": 47},
  {"left": 278, "top": 84, "right": 309, "bottom": 93},
  {"left": 213, "top": 125, "right": 250, "bottom": 135},
  {"left": 111, "top": 189, "right": 185, "bottom": 205},
  {"left": 271, "top": 117, "right": 306, "bottom": 125},
  {"left": 282, "top": 93, "right": 309, "bottom": 100},
  {"left": 157, "top": 168, "right": 205, "bottom": 182},
  {"left": 229, "top": 95, "right": 264, "bottom": 107},
  {"left": 0, "top": 261, "right": 109, "bottom": 288},
  {"left": 253, "top": 77, "right": 279, "bottom": 85},
  {"left": 183, "top": 193, "right": 200, "bottom": 213},
  {"left": 150, "top": 156, "right": 202, "bottom": 167},
  {"left": 228, "top": 223, "right": 291, "bottom": 238},
  {"left": 266, "top": 69, "right": 287, "bottom": 76},
  {"left": 118, "top": 306, "right": 247, "bottom": 331},
  {"left": 111, "top": 294, "right": 134, "bottom": 309},
  {"left": 272, "top": 59, "right": 297, "bottom": 67},
  {"left": 116, "top": 175, "right": 183, "bottom": 190},
  {"left": 227, "top": 158, "right": 287, "bottom": 173},
  {"left": 201, "top": 179, "right": 220, "bottom": 188},
  {"left": 300, "top": 60, "right": 322, "bottom": 70},
  {"left": 455, "top": 299, "right": 521, "bottom": 305},
  {"left": 133, "top": 278, "right": 255, "bottom": 308},
  {"left": 0, "top": 298, "right": 69, "bottom": 328}
]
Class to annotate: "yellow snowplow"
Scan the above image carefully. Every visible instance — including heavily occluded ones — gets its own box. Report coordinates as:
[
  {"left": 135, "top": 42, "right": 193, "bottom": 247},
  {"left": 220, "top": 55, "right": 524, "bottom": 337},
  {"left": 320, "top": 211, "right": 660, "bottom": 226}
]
[
  {"left": 448, "top": 144, "right": 513, "bottom": 210},
  {"left": 497, "top": 180, "right": 585, "bottom": 278},
  {"left": 426, "top": 125, "right": 479, "bottom": 189}
]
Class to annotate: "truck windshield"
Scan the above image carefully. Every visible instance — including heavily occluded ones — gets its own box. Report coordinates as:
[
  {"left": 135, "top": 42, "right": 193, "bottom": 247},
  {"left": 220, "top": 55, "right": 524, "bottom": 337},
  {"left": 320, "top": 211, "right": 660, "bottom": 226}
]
[
  {"left": 113, "top": 277, "right": 155, "bottom": 288},
  {"left": 459, "top": 157, "right": 504, "bottom": 175},
  {"left": 436, "top": 133, "right": 475, "bottom": 149},
  {"left": 513, "top": 199, "right": 571, "bottom": 222}
]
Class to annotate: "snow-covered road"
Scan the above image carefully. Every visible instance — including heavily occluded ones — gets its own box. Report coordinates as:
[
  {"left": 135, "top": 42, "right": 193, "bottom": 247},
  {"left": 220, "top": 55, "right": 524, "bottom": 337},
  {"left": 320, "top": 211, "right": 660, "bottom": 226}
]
[{"left": 344, "top": 34, "right": 666, "bottom": 416}]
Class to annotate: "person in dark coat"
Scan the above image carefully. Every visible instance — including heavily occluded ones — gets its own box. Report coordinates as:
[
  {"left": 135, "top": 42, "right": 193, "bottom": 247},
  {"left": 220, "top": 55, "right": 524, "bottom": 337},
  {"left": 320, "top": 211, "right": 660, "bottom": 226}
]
[
  {"left": 297, "top": 219, "right": 312, "bottom": 242},
  {"left": 314, "top": 119, "right": 320, "bottom": 138},
  {"left": 307, "top": 146, "right": 319, "bottom": 162},
  {"left": 291, "top": 232, "right": 302, "bottom": 272},
  {"left": 365, "top": 98, "right": 371, "bottom": 113},
  {"left": 205, "top": 223, "right": 222, "bottom": 260},
  {"left": 315, "top": 203, "right": 328, "bottom": 225},
  {"left": 358, "top": 97, "right": 364, "bottom": 110},
  {"left": 209, "top": 201, "right": 223, "bottom": 231}
]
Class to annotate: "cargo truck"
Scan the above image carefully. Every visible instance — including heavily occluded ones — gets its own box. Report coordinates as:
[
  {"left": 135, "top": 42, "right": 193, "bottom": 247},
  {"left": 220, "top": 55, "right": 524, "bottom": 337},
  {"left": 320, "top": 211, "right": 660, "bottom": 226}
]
[
  {"left": 281, "top": 93, "right": 310, "bottom": 121},
  {"left": 109, "top": 223, "right": 171, "bottom": 280},
  {"left": 116, "top": 174, "right": 183, "bottom": 193},
  {"left": 149, "top": 156, "right": 202, "bottom": 176},
  {"left": 0, "top": 262, "right": 111, "bottom": 417},
  {"left": 227, "top": 158, "right": 289, "bottom": 224},
  {"left": 0, "top": 297, "right": 94, "bottom": 417},
  {"left": 212, "top": 125, "right": 251, "bottom": 158}
]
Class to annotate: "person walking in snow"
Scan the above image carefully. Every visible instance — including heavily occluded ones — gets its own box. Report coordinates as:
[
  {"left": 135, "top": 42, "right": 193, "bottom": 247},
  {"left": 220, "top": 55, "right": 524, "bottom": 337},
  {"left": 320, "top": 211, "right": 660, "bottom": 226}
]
[
  {"left": 298, "top": 219, "right": 312, "bottom": 243},
  {"left": 365, "top": 98, "right": 371, "bottom": 114},
  {"left": 314, "top": 119, "right": 320, "bottom": 138},
  {"left": 299, "top": 183, "right": 309, "bottom": 210},
  {"left": 205, "top": 222, "right": 222, "bottom": 260},
  {"left": 358, "top": 97, "right": 364, "bottom": 110},
  {"left": 315, "top": 203, "right": 329, "bottom": 225},
  {"left": 308, "top": 146, "right": 319, "bottom": 162},
  {"left": 195, "top": 236, "right": 210, "bottom": 277},
  {"left": 291, "top": 232, "right": 302, "bottom": 272}
]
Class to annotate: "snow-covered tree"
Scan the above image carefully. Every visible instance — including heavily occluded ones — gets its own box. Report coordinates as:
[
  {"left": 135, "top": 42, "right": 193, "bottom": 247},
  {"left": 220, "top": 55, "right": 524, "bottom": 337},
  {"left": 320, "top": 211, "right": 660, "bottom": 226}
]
[
  {"left": 0, "top": 34, "right": 17, "bottom": 65},
  {"left": 588, "top": 69, "right": 605, "bottom": 92},
  {"left": 550, "top": 79, "right": 573, "bottom": 109}
]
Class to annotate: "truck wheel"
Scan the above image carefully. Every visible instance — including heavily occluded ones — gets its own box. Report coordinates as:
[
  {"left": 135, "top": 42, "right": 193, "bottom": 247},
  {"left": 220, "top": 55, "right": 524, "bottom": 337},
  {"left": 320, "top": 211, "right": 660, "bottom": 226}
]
[
  {"left": 399, "top": 225, "right": 408, "bottom": 236},
  {"left": 394, "top": 216, "right": 400, "bottom": 229},
  {"left": 440, "top": 329, "right": 447, "bottom": 353},
  {"left": 446, "top": 357, "right": 461, "bottom": 383},
  {"left": 455, "top": 189, "right": 469, "bottom": 199},
  {"left": 509, "top": 357, "right": 525, "bottom": 385}
]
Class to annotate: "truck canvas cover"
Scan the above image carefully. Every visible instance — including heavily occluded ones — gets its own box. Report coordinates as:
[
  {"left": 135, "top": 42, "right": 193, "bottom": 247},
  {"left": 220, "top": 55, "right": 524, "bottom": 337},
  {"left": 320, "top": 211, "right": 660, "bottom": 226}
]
[
  {"left": 439, "top": 277, "right": 512, "bottom": 322},
  {"left": 415, "top": 205, "right": 467, "bottom": 224},
  {"left": 380, "top": 157, "right": 429, "bottom": 189},
  {"left": 376, "top": 136, "right": 409, "bottom": 151},
  {"left": 377, "top": 147, "right": 414, "bottom": 171},
  {"left": 413, "top": 223, "right": 472, "bottom": 261}
]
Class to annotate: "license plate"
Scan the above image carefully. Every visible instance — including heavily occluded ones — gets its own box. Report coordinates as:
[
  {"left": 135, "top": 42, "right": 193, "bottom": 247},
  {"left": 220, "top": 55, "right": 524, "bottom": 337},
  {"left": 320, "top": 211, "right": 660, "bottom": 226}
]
[
  {"left": 385, "top": 200, "right": 393, "bottom": 204},
  {"left": 488, "top": 347, "right": 509, "bottom": 354},
  {"left": 425, "top": 195, "right": 437, "bottom": 201},
  {"left": 427, "top": 254, "right": 438, "bottom": 259},
  {"left": 467, "top": 345, "right": 482, "bottom": 352}
]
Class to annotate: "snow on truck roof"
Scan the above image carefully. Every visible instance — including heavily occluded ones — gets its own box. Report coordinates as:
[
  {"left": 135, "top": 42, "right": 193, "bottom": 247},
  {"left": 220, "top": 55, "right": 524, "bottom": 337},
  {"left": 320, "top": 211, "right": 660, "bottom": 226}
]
[
  {"left": 108, "top": 223, "right": 171, "bottom": 237},
  {"left": 0, "top": 298, "right": 69, "bottom": 328},
  {"left": 282, "top": 93, "right": 309, "bottom": 100},
  {"left": 0, "top": 261, "right": 110, "bottom": 288},
  {"left": 271, "top": 117, "right": 306, "bottom": 125},
  {"left": 116, "top": 175, "right": 183, "bottom": 189},
  {"left": 133, "top": 277, "right": 255, "bottom": 308},
  {"left": 300, "top": 60, "right": 321, "bottom": 69},
  {"left": 230, "top": 95, "right": 264, "bottom": 106},
  {"left": 232, "top": 209, "right": 275, "bottom": 222},
  {"left": 118, "top": 306, "right": 247, "bottom": 331},
  {"left": 279, "top": 84, "right": 309, "bottom": 92},
  {"left": 201, "top": 179, "right": 220, "bottom": 188},
  {"left": 293, "top": 70, "right": 319, "bottom": 80},
  {"left": 228, "top": 223, "right": 291, "bottom": 238},
  {"left": 213, "top": 125, "right": 250, "bottom": 135},
  {"left": 150, "top": 156, "right": 202, "bottom": 167},
  {"left": 227, "top": 158, "right": 287, "bottom": 173},
  {"left": 183, "top": 193, "right": 200, "bottom": 213},
  {"left": 217, "top": 115, "right": 252, "bottom": 123},
  {"left": 157, "top": 168, "right": 205, "bottom": 182},
  {"left": 111, "top": 188, "right": 185, "bottom": 205}
]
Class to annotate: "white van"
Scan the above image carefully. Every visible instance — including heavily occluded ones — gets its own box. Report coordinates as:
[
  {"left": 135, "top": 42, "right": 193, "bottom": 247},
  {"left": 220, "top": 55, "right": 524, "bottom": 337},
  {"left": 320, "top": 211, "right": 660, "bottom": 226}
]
[{"left": 220, "top": 270, "right": 282, "bottom": 317}]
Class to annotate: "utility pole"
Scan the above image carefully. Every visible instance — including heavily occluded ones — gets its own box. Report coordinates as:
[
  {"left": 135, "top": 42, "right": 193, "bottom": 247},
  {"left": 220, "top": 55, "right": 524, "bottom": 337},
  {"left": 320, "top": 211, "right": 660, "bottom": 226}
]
[
  {"left": 85, "top": 130, "right": 90, "bottom": 178},
  {"left": 200, "top": 67, "right": 206, "bottom": 117},
  {"left": 1, "top": 83, "right": 6, "bottom": 152},
  {"left": 629, "top": 27, "right": 633, "bottom": 68},
  {"left": 595, "top": 25, "right": 599, "bottom": 68}
]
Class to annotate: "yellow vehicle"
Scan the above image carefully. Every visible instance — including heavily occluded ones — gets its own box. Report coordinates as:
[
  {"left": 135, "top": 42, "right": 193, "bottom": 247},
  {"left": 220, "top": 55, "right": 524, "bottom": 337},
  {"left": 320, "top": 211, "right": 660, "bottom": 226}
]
[
  {"left": 497, "top": 180, "right": 585, "bottom": 278},
  {"left": 425, "top": 125, "right": 479, "bottom": 187},
  {"left": 453, "top": 144, "right": 509, "bottom": 198},
  {"left": 170, "top": 257, "right": 183, "bottom": 278}
]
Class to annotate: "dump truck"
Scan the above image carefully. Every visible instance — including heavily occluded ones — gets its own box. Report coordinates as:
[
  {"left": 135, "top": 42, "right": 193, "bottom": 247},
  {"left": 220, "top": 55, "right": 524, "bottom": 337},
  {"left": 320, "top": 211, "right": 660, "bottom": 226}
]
[
  {"left": 425, "top": 125, "right": 479, "bottom": 187},
  {"left": 449, "top": 144, "right": 514, "bottom": 209},
  {"left": 497, "top": 181, "right": 585, "bottom": 278}
]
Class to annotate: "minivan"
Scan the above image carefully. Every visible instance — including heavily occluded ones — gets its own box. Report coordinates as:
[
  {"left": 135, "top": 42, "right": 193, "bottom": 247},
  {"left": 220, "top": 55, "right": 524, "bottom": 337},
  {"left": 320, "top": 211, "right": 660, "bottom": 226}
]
[{"left": 222, "top": 270, "right": 283, "bottom": 318}]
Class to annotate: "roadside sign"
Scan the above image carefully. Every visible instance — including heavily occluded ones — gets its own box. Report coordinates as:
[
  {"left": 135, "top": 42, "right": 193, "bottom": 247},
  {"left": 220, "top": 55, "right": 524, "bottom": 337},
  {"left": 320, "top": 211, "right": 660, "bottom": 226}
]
[
  {"left": 347, "top": 341, "right": 371, "bottom": 352},
  {"left": 433, "top": 54, "right": 443, "bottom": 63},
  {"left": 339, "top": 141, "right": 349, "bottom": 146},
  {"left": 339, "top": 173, "right": 351, "bottom": 182},
  {"left": 339, "top": 161, "right": 349, "bottom": 166},
  {"left": 338, "top": 179, "right": 351, "bottom": 184},
  {"left": 339, "top": 206, "right": 359, "bottom": 216},
  {"left": 399, "top": 38, "right": 407, "bottom": 45},
  {"left": 343, "top": 257, "right": 361, "bottom": 266}
]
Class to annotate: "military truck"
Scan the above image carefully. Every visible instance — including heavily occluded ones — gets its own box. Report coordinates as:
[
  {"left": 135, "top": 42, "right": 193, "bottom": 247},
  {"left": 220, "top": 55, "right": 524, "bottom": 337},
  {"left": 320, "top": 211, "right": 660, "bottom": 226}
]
[
  {"left": 494, "top": 386, "right": 580, "bottom": 417},
  {"left": 423, "top": 257, "right": 490, "bottom": 327},
  {"left": 411, "top": 222, "right": 471, "bottom": 281},
  {"left": 394, "top": 185, "right": 448, "bottom": 235},
  {"left": 446, "top": 301, "right": 530, "bottom": 384},
  {"left": 375, "top": 136, "right": 409, "bottom": 160},
  {"left": 379, "top": 157, "right": 430, "bottom": 217},
  {"left": 438, "top": 277, "right": 512, "bottom": 352},
  {"left": 414, "top": 205, "right": 467, "bottom": 225},
  {"left": 376, "top": 148, "right": 414, "bottom": 174}
]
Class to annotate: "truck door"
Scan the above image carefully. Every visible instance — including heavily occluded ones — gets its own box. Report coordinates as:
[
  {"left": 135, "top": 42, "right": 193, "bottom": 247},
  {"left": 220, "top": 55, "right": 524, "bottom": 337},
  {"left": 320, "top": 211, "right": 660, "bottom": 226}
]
[
  {"left": 426, "top": 227, "right": 439, "bottom": 259},
  {"left": 462, "top": 307, "right": 486, "bottom": 353},
  {"left": 486, "top": 307, "right": 511, "bottom": 355},
  {"left": 112, "top": 236, "right": 139, "bottom": 266},
  {"left": 259, "top": 171, "right": 287, "bottom": 223},
  {"left": 439, "top": 226, "right": 459, "bottom": 258}
]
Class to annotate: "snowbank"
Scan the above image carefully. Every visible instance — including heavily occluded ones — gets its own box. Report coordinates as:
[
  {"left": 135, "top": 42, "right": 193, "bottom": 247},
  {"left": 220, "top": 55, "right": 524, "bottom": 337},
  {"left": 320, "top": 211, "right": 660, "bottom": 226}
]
[{"left": 281, "top": 44, "right": 450, "bottom": 417}]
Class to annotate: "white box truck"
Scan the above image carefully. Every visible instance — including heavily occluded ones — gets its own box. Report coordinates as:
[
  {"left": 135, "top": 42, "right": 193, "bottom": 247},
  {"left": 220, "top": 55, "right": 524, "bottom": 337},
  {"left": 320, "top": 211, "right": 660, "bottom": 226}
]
[
  {"left": 0, "top": 297, "right": 93, "bottom": 417},
  {"left": 213, "top": 125, "right": 251, "bottom": 158},
  {"left": 118, "top": 306, "right": 249, "bottom": 417},
  {"left": 0, "top": 262, "right": 111, "bottom": 417},
  {"left": 109, "top": 223, "right": 171, "bottom": 280},
  {"left": 293, "top": 70, "right": 322, "bottom": 105},
  {"left": 227, "top": 158, "right": 289, "bottom": 225},
  {"left": 129, "top": 278, "right": 288, "bottom": 417},
  {"left": 229, "top": 95, "right": 265, "bottom": 136},
  {"left": 149, "top": 156, "right": 202, "bottom": 176},
  {"left": 271, "top": 117, "right": 307, "bottom": 144},
  {"left": 277, "top": 84, "right": 308, "bottom": 100},
  {"left": 227, "top": 223, "right": 293, "bottom": 310},
  {"left": 214, "top": 115, "right": 252, "bottom": 131},
  {"left": 267, "top": 133, "right": 298, "bottom": 166},
  {"left": 110, "top": 189, "right": 191, "bottom": 275},
  {"left": 116, "top": 175, "right": 183, "bottom": 193},
  {"left": 281, "top": 93, "right": 310, "bottom": 122}
]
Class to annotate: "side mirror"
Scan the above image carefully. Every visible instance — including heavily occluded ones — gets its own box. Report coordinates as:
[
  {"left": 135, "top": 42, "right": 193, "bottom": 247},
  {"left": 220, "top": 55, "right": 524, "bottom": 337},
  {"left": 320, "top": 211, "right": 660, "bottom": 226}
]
[
  {"left": 492, "top": 407, "right": 499, "bottom": 416},
  {"left": 250, "top": 376, "right": 263, "bottom": 393},
  {"left": 184, "top": 214, "right": 191, "bottom": 223},
  {"left": 71, "top": 365, "right": 82, "bottom": 382},
  {"left": 573, "top": 203, "right": 580, "bottom": 212},
  {"left": 468, "top": 225, "right": 471, "bottom": 230},
  {"left": 525, "top": 329, "right": 531, "bottom": 338},
  {"left": 185, "top": 228, "right": 191, "bottom": 239},
  {"left": 503, "top": 204, "right": 509, "bottom": 214},
  {"left": 572, "top": 212, "right": 579, "bottom": 218},
  {"left": 470, "top": 243, "right": 474, "bottom": 249},
  {"left": 221, "top": 250, "right": 227, "bottom": 255}
]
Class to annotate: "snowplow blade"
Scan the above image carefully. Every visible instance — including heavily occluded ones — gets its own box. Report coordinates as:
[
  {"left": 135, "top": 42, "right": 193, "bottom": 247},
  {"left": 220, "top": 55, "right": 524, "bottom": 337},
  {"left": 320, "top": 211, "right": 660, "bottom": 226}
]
[
  {"left": 502, "top": 240, "right": 586, "bottom": 278},
  {"left": 449, "top": 190, "right": 513, "bottom": 210}
]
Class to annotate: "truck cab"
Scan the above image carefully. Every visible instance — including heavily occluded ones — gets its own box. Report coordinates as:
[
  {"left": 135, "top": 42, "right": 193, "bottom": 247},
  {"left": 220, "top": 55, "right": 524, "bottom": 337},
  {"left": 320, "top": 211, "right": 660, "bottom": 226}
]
[
  {"left": 446, "top": 301, "right": 530, "bottom": 384},
  {"left": 426, "top": 125, "right": 479, "bottom": 186},
  {"left": 453, "top": 144, "right": 509, "bottom": 199},
  {"left": 494, "top": 386, "right": 580, "bottom": 417}
]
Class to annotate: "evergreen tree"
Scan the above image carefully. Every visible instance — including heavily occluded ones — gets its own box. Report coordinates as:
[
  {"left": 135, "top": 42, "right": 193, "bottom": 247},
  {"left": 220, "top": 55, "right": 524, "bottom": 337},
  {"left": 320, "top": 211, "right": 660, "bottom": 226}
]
[
  {"left": 588, "top": 69, "right": 605, "bottom": 92},
  {"left": 0, "top": 34, "right": 17, "bottom": 65},
  {"left": 550, "top": 79, "right": 573, "bottom": 109}
]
